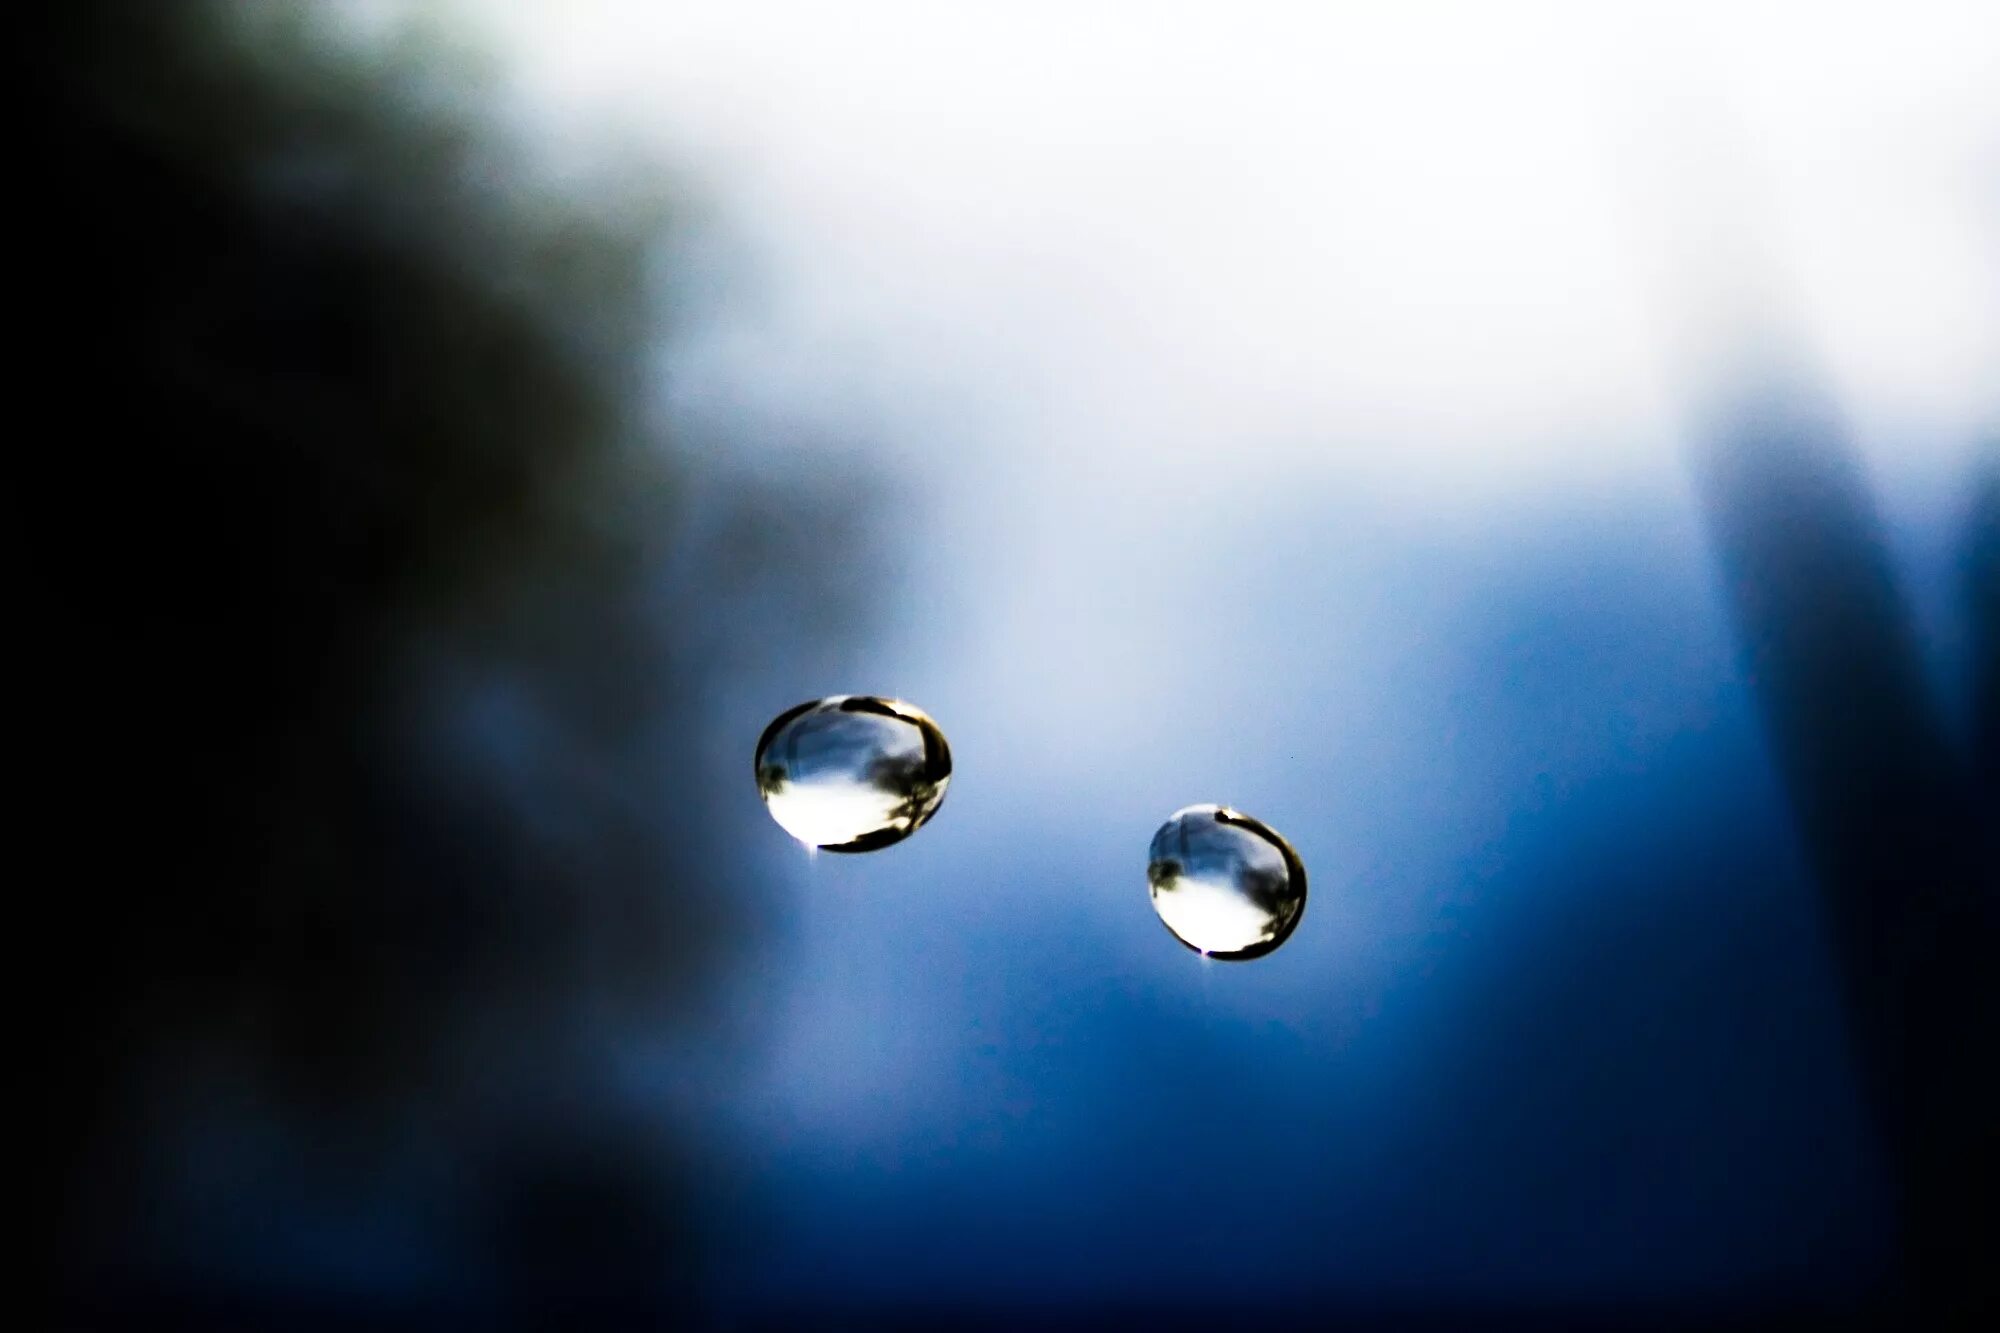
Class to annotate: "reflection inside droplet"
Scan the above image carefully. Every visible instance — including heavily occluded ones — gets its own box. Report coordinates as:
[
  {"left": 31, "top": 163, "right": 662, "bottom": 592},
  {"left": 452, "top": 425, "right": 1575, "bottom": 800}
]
[
  {"left": 754, "top": 695, "right": 952, "bottom": 852},
  {"left": 1147, "top": 804, "right": 1306, "bottom": 960}
]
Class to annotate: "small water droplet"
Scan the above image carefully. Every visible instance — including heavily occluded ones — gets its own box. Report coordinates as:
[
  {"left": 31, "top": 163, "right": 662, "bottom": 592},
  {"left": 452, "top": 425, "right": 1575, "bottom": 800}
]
[
  {"left": 1147, "top": 804, "right": 1306, "bottom": 960},
  {"left": 754, "top": 696, "right": 951, "bottom": 851}
]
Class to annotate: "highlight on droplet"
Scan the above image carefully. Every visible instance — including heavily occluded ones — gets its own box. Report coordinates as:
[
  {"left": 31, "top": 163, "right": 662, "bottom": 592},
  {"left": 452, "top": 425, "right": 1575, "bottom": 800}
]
[
  {"left": 754, "top": 695, "right": 951, "bottom": 852},
  {"left": 1147, "top": 804, "right": 1306, "bottom": 960}
]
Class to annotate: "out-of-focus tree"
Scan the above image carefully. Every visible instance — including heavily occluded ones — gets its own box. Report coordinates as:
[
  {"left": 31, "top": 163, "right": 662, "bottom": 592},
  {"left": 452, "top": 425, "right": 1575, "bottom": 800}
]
[{"left": 35, "top": 2, "right": 876, "bottom": 1323}]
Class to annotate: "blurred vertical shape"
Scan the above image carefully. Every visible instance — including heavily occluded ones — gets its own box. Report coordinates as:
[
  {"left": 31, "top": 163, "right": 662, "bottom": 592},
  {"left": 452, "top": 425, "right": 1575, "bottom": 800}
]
[
  {"left": 1972, "top": 456, "right": 1999, "bottom": 804},
  {"left": 1693, "top": 381, "right": 1995, "bottom": 1319}
]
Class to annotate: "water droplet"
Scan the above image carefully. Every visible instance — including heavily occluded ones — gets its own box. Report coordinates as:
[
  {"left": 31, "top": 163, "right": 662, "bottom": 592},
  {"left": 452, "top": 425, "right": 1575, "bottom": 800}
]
[
  {"left": 1147, "top": 804, "right": 1306, "bottom": 960},
  {"left": 754, "top": 696, "right": 952, "bottom": 852}
]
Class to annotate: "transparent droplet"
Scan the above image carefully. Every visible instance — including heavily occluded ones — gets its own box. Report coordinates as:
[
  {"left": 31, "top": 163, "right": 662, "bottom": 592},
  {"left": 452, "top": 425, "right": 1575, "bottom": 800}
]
[
  {"left": 754, "top": 696, "right": 951, "bottom": 852},
  {"left": 1147, "top": 804, "right": 1306, "bottom": 960}
]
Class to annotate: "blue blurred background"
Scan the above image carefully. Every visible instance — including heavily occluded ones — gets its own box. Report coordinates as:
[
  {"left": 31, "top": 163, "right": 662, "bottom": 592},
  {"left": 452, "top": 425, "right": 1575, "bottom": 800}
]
[{"left": 39, "top": 2, "right": 1993, "bottom": 1328}]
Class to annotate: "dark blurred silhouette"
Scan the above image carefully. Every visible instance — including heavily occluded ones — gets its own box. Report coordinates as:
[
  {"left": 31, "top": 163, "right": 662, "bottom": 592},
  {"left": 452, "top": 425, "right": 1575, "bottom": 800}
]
[
  {"left": 1694, "top": 382, "right": 1997, "bottom": 1324},
  {"left": 1972, "top": 457, "right": 1999, "bottom": 803},
  {"left": 36, "top": 3, "right": 873, "bottom": 1326}
]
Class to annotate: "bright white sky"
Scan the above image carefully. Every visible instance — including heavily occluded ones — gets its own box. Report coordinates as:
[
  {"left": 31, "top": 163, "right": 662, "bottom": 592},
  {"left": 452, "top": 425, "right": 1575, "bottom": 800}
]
[{"left": 375, "top": 0, "right": 2000, "bottom": 494}]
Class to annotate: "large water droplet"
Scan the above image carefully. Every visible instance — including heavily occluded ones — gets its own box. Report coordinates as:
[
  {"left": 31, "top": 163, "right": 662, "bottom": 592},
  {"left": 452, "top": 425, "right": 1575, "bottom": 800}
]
[
  {"left": 1147, "top": 804, "right": 1306, "bottom": 960},
  {"left": 754, "top": 696, "right": 952, "bottom": 852}
]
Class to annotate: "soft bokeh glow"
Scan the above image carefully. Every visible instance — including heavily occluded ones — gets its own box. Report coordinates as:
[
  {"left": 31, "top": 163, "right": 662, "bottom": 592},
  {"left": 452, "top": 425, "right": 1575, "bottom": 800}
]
[{"left": 443, "top": 0, "right": 1996, "bottom": 488}]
